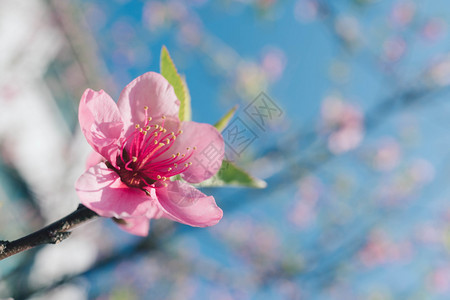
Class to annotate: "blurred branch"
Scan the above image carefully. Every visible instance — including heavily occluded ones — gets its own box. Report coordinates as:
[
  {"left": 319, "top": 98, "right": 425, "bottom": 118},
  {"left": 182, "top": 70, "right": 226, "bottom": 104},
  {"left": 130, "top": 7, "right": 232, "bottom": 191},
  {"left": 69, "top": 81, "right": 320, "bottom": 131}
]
[
  {"left": 0, "top": 205, "right": 97, "bottom": 261},
  {"left": 0, "top": 156, "right": 47, "bottom": 286},
  {"left": 46, "top": 0, "right": 112, "bottom": 90},
  {"left": 11, "top": 224, "right": 168, "bottom": 299}
]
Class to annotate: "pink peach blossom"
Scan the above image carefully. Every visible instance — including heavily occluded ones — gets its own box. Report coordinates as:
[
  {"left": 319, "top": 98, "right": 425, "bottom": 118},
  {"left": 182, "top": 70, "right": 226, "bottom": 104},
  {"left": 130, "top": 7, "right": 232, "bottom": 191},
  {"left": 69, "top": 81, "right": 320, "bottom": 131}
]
[{"left": 75, "top": 72, "right": 224, "bottom": 236}]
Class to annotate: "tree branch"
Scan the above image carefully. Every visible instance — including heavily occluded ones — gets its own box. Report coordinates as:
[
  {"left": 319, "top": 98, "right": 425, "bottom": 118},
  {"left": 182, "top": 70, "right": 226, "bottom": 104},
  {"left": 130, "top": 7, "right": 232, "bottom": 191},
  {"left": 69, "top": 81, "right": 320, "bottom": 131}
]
[{"left": 0, "top": 204, "right": 98, "bottom": 261}]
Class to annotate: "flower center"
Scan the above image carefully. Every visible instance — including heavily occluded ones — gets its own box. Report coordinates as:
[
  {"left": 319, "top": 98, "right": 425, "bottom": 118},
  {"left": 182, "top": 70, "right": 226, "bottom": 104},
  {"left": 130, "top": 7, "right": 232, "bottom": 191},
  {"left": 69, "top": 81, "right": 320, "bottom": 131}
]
[{"left": 111, "top": 106, "right": 195, "bottom": 190}]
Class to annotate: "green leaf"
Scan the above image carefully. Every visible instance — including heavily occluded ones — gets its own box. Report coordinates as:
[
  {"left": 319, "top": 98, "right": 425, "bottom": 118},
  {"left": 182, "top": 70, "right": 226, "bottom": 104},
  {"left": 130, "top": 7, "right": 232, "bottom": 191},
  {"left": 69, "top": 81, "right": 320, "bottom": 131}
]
[
  {"left": 214, "top": 105, "right": 238, "bottom": 132},
  {"left": 196, "top": 160, "right": 267, "bottom": 188},
  {"left": 180, "top": 75, "right": 191, "bottom": 121},
  {"left": 160, "top": 46, "right": 191, "bottom": 121}
]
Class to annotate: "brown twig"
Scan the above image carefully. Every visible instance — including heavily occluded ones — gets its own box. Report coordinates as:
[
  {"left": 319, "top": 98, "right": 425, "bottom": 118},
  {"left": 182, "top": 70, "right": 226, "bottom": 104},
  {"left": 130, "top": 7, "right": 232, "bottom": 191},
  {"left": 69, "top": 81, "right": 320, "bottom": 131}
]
[{"left": 0, "top": 204, "right": 98, "bottom": 261}]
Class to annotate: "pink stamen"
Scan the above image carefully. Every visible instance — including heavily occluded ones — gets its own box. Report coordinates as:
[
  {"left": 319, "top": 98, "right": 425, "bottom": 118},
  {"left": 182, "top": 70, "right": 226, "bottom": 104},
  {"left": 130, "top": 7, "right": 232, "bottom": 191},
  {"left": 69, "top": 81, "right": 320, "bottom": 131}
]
[
  {"left": 124, "top": 159, "right": 135, "bottom": 171},
  {"left": 114, "top": 107, "right": 195, "bottom": 189}
]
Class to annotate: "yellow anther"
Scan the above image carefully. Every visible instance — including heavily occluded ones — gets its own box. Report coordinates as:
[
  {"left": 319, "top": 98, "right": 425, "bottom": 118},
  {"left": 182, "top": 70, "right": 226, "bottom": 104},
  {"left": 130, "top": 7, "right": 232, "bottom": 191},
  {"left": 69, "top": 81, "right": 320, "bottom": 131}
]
[
  {"left": 144, "top": 106, "right": 148, "bottom": 110},
  {"left": 154, "top": 124, "right": 159, "bottom": 129},
  {"left": 165, "top": 138, "right": 170, "bottom": 144},
  {"left": 171, "top": 132, "right": 175, "bottom": 136},
  {"left": 178, "top": 130, "right": 183, "bottom": 134},
  {"left": 168, "top": 167, "right": 172, "bottom": 171},
  {"left": 157, "top": 175, "right": 161, "bottom": 180},
  {"left": 188, "top": 162, "right": 192, "bottom": 165},
  {"left": 132, "top": 156, "right": 137, "bottom": 162},
  {"left": 163, "top": 182, "right": 168, "bottom": 187},
  {"left": 174, "top": 163, "right": 178, "bottom": 168},
  {"left": 154, "top": 132, "right": 158, "bottom": 137},
  {"left": 159, "top": 127, "right": 164, "bottom": 132},
  {"left": 193, "top": 146, "right": 197, "bottom": 150},
  {"left": 139, "top": 128, "right": 143, "bottom": 133},
  {"left": 186, "top": 147, "right": 190, "bottom": 151},
  {"left": 148, "top": 117, "right": 152, "bottom": 121},
  {"left": 154, "top": 140, "right": 158, "bottom": 145},
  {"left": 172, "top": 154, "right": 176, "bottom": 158},
  {"left": 163, "top": 129, "right": 167, "bottom": 133},
  {"left": 182, "top": 154, "right": 185, "bottom": 157},
  {"left": 159, "top": 143, "right": 165, "bottom": 147},
  {"left": 143, "top": 130, "right": 147, "bottom": 135},
  {"left": 146, "top": 126, "right": 151, "bottom": 130},
  {"left": 176, "top": 153, "right": 180, "bottom": 156},
  {"left": 135, "top": 124, "right": 140, "bottom": 128},
  {"left": 161, "top": 115, "right": 166, "bottom": 119},
  {"left": 184, "top": 163, "right": 189, "bottom": 167},
  {"left": 162, "top": 176, "right": 167, "bottom": 181}
]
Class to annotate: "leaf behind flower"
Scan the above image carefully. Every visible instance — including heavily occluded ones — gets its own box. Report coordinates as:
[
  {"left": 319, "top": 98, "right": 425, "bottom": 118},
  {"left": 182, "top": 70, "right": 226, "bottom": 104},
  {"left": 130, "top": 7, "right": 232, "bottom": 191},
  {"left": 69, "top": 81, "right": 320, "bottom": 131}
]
[
  {"left": 160, "top": 46, "right": 192, "bottom": 121},
  {"left": 195, "top": 160, "right": 267, "bottom": 188}
]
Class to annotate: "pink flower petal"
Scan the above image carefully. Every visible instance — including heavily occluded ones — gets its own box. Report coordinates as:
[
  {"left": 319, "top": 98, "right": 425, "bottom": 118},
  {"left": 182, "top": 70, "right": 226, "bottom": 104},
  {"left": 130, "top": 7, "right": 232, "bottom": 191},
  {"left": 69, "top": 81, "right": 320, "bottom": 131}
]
[
  {"left": 79, "top": 89, "right": 124, "bottom": 165},
  {"left": 156, "top": 181, "right": 223, "bottom": 227},
  {"left": 85, "top": 151, "right": 105, "bottom": 170},
  {"left": 172, "top": 121, "right": 224, "bottom": 183},
  {"left": 117, "top": 217, "right": 150, "bottom": 236},
  {"left": 75, "top": 163, "right": 155, "bottom": 218},
  {"left": 117, "top": 72, "right": 180, "bottom": 129},
  {"left": 117, "top": 200, "right": 167, "bottom": 236}
]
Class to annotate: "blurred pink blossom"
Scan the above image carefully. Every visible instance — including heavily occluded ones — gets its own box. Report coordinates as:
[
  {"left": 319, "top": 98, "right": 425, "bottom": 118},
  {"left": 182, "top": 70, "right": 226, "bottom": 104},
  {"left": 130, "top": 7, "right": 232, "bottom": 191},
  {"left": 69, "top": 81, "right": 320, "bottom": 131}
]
[
  {"left": 409, "top": 158, "right": 435, "bottom": 184},
  {"left": 382, "top": 36, "right": 406, "bottom": 62},
  {"left": 414, "top": 222, "right": 443, "bottom": 245},
  {"left": 294, "top": 0, "right": 319, "bottom": 22},
  {"left": 390, "top": 1, "right": 416, "bottom": 27},
  {"left": 261, "top": 47, "right": 287, "bottom": 82},
  {"left": 289, "top": 176, "right": 322, "bottom": 228},
  {"left": 427, "top": 55, "right": 450, "bottom": 86},
  {"left": 335, "top": 16, "right": 361, "bottom": 47},
  {"left": 143, "top": 1, "right": 188, "bottom": 31},
  {"left": 372, "top": 137, "right": 401, "bottom": 171},
  {"left": 320, "top": 96, "right": 364, "bottom": 154},
  {"left": 430, "top": 267, "right": 450, "bottom": 293},
  {"left": 359, "top": 230, "right": 413, "bottom": 267},
  {"left": 178, "top": 20, "right": 202, "bottom": 46},
  {"left": 376, "top": 158, "right": 434, "bottom": 206},
  {"left": 421, "top": 18, "right": 447, "bottom": 41}
]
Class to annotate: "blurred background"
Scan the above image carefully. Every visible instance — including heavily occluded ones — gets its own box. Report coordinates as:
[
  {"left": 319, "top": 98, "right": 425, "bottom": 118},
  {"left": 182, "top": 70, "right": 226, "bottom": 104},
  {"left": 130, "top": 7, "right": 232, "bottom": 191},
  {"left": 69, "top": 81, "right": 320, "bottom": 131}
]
[{"left": 1, "top": 0, "right": 450, "bottom": 299}]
